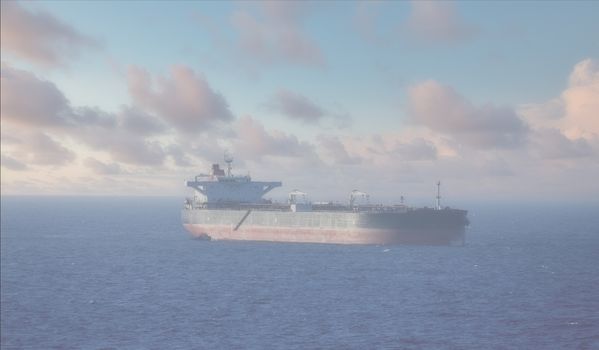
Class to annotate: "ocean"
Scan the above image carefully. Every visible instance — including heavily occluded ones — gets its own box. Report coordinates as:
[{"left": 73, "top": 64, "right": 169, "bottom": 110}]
[{"left": 1, "top": 197, "right": 598, "bottom": 349}]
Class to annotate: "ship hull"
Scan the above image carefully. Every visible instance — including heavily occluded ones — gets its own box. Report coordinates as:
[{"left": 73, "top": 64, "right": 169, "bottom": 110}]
[
  {"left": 182, "top": 208, "right": 467, "bottom": 245},
  {"left": 184, "top": 224, "right": 464, "bottom": 245}
]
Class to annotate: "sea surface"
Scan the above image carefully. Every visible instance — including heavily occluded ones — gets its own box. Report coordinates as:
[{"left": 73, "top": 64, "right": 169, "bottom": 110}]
[{"left": 1, "top": 197, "right": 598, "bottom": 349}]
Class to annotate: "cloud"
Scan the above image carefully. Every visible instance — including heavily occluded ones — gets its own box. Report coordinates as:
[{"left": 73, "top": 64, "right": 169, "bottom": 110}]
[
  {"left": 353, "top": 1, "right": 475, "bottom": 47},
  {"left": 519, "top": 58, "right": 599, "bottom": 140},
  {"left": 165, "top": 144, "right": 193, "bottom": 167},
  {"left": 183, "top": 136, "right": 229, "bottom": 166},
  {"left": 70, "top": 106, "right": 117, "bottom": 129},
  {"left": 230, "top": 2, "right": 324, "bottom": 67},
  {"left": 0, "top": 1, "right": 98, "bottom": 67},
  {"left": 84, "top": 158, "right": 122, "bottom": 175},
  {"left": 5, "top": 132, "right": 76, "bottom": 166},
  {"left": 1, "top": 64, "right": 175, "bottom": 167},
  {"left": 531, "top": 128, "right": 594, "bottom": 160},
  {"left": 561, "top": 58, "right": 599, "bottom": 138},
  {"left": 265, "top": 88, "right": 352, "bottom": 128},
  {"left": 480, "top": 157, "right": 513, "bottom": 177},
  {"left": 317, "top": 135, "right": 362, "bottom": 165},
  {"left": 1, "top": 155, "right": 28, "bottom": 171},
  {"left": 75, "top": 129, "right": 167, "bottom": 166},
  {"left": 569, "top": 58, "right": 599, "bottom": 86},
  {"left": 0, "top": 63, "right": 120, "bottom": 130},
  {"left": 316, "top": 133, "right": 439, "bottom": 169},
  {"left": 28, "top": 133, "right": 76, "bottom": 165},
  {"left": 127, "top": 65, "right": 234, "bottom": 133},
  {"left": 518, "top": 98, "right": 565, "bottom": 124},
  {"left": 405, "top": 1, "right": 476, "bottom": 44},
  {"left": 234, "top": 116, "right": 311, "bottom": 160},
  {"left": 116, "top": 106, "right": 167, "bottom": 136},
  {"left": 267, "top": 88, "right": 325, "bottom": 123},
  {"left": 1, "top": 62, "right": 70, "bottom": 127},
  {"left": 407, "top": 80, "right": 529, "bottom": 148},
  {"left": 393, "top": 138, "right": 438, "bottom": 161}
]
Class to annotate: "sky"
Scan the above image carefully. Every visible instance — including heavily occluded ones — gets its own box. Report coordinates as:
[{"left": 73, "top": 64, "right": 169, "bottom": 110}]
[{"left": 1, "top": 0, "right": 598, "bottom": 204}]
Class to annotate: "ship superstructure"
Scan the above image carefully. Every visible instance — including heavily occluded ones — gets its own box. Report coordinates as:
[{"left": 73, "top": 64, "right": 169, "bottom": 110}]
[
  {"left": 185, "top": 160, "right": 281, "bottom": 206},
  {"left": 182, "top": 157, "right": 468, "bottom": 245}
]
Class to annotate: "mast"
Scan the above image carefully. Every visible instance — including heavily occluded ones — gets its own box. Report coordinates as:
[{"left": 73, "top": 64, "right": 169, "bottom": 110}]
[
  {"left": 349, "top": 190, "right": 369, "bottom": 208},
  {"left": 436, "top": 181, "right": 441, "bottom": 210},
  {"left": 224, "top": 151, "right": 233, "bottom": 177}
]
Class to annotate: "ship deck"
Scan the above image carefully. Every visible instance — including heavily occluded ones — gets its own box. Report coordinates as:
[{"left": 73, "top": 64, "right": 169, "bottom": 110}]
[{"left": 183, "top": 201, "right": 413, "bottom": 213}]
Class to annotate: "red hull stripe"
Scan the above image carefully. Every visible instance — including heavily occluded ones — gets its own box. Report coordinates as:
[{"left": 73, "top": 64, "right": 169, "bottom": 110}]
[{"left": 183, "top": 224, "right": 462, "bottom": 245}]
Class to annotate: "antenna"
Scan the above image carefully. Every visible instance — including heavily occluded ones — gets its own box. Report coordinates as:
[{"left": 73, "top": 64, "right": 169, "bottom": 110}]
[
  {"left": 436, "top": 181, "right": 441, "bottom": 210},
  {"left": 224, "top": 151, "right": 233, "bottom": 177}
]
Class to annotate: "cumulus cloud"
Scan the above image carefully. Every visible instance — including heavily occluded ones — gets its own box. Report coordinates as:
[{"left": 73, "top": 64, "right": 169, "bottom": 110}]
[
  {"left": 0, "top": 63, "right": 122, "bottom": 130},
  {"left": 265, "top": 88, "right": 352, "bottom": 128},
  {"left": 182, "top": 136, "right": 230, "bottom": 166},
  {"left": 75, "top": 129, "right": 167, "bottom": 166},
  {"left": 234, "top": 116, "right": 311, "bottom": 160},
  {"left": 29, "top": 133, "right": 76, "bottom": 165},
  {"left": 84, "top": 158, "right": 122, "bottom": 175},
  {"left": 407, "top": 80, "right": 529, "bottom": 148},
  {"left": 70, "top": 106, "right": 117, "bottom": 129},
  {"left": 1, "top": 64, "right": 179, "bottom": 167},
  {"left": 561, "top": 59, "right": 599, "bottom": 138},
  {"left": 231, "top": 2, "right": 324, "bottom": 67},
  {"left": 0, "top": 1, "right": 98, "bottom": 67},
  {"left": 518, "top": 98, "right": 565, "bottom": 124},
  {"left": 569, "top": 58, "right": 599, "bottom": 86},
  {"left": 165, "top": 144, "right": 193, "bottom": 167},
  {"left": 1, "top": 62, "right": 70, "bottom": 127},
  {"left": 519, "top": 58, "right": 599, "bottom": 140},
  {"left": 317, "top": 135, "right": 362, "bottom": 165},
  {"left": 267, "top": 88, "right": 325, "bottom": 123},
  {"left": 127, "top": 65, "right": 234, "bottom": 133},
  {"left": 1, "top": 155, "right": 28, "bottom": 171},
  {"left": 405, "top": 1, "right": 476, "bottom": 44},
  {"left": 393, "top": 138, "right": 438, "bottom": 161},
  {"left": 5, "top": 132, "right": 76, "bottom": 166},
  {"left": 531, "top": 128, "right": 594, "bottom": 160},
  {"left": 116, "top": 106, "right": 167, "bottom": 136},
  {"left": 316, "top": 133, "right": 440, "bottom": 169}
]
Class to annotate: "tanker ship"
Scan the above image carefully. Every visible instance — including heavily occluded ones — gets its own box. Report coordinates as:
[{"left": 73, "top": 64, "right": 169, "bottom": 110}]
[{"left": 182, "top": 157, "right": 468, "bottom": 245}]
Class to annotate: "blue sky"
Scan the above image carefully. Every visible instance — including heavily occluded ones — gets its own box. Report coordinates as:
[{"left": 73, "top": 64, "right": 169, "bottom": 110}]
[
  {"left": 25, "top": 1, "right": 599, "bottom": 135},
  {"left": 1, "top": 1, "right": 598, "bottom": 202}
]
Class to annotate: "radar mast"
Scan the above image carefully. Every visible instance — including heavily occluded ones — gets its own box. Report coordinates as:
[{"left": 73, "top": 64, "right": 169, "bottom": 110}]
[{"left": 224, "top": 151, "right": 234, "bottom": 177}]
